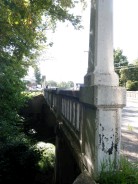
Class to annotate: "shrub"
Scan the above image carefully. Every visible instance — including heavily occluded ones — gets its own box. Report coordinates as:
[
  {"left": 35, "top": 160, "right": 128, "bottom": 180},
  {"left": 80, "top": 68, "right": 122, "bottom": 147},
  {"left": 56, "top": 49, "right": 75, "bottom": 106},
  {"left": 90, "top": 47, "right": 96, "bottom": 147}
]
[
  {"left": 126, "top": 80, "right": 138, "bottom": 91},
  {"left": 35, "top": 142, "right": 55, "bottom": 173},
  {"left": 0, "top": 141, "right": 40, "bottom": 184}
]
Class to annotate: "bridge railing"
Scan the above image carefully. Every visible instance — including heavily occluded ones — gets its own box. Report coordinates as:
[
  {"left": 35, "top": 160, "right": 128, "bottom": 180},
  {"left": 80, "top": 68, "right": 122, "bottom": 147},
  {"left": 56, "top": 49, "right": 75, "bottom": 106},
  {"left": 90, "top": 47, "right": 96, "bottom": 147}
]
[
  {"left": 44, "top": 89, "right": 82, "bottom": 136},
  {"left": 127, "top": 91, "right": 138, "bottom": 101}
]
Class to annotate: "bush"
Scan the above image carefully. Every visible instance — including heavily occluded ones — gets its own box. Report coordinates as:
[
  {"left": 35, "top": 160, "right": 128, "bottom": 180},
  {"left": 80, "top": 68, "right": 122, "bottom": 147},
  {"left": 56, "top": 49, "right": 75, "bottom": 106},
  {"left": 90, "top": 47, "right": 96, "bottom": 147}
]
[
  {"left": 126, "top": 80, "right": 138, "bottom": 91},
  {"left": 0, "top": 141, "right": 41, "bottom": 184},
  {"left": 35, "top": 142, "right": 55, "bottom": 173}
]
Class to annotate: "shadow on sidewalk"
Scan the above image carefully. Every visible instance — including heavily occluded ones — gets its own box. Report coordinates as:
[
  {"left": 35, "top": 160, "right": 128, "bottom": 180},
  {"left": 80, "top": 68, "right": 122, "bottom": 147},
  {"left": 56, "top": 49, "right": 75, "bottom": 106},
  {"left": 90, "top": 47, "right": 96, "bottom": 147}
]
[{"left": 121, "top": 127, "right": 138, "bottom": 162}]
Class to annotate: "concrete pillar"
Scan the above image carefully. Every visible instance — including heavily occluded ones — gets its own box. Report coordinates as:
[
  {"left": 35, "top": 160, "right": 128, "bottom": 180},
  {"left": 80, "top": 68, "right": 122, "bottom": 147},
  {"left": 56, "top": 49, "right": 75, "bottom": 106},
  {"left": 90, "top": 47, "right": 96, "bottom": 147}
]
[
  {"left": 80, "top": 0, "right": 126, "bottom": 176},
  {"left": 84, "top": 0, "right": 119, "bottom": 86}
]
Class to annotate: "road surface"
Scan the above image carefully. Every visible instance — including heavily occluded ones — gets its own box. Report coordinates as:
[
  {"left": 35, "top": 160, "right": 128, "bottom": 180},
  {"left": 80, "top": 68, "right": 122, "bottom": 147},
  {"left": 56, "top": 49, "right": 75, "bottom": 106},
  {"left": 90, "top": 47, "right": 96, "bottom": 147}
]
[{"left": 121, "top": 99, "right": 138, "bottom": 162}]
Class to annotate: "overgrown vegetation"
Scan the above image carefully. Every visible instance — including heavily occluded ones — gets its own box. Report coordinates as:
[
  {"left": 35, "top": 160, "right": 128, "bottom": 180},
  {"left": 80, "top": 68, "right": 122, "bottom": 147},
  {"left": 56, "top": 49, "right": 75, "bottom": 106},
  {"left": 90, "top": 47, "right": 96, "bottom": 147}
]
[
  {"left": 0, "top": 141, "right": 40, "bottom": 184},
  {"left": 0, "top": 91, "right": 56, "bottom": 184},
  {"left": 0, "top": 0, "right": 85, "bottom": 183},
  {"left": 0, "top": 0, "right": 85, "bottom": 123},
  {"left": 36, "top": 142, "right": 55, "bottom": 173},
  {"left": 96, "top": 157, "right": 138, "bottom": 184}
]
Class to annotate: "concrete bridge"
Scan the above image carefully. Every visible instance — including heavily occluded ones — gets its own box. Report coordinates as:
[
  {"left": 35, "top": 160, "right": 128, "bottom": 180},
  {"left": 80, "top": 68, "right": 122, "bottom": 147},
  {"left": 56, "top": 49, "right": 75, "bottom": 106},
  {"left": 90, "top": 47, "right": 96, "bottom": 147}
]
[
  {"left": 44, "top": 87, "right": 126, "bottom": 183},
  {"left": 43, "top": 0, "right": 126, "bottom": 183}
]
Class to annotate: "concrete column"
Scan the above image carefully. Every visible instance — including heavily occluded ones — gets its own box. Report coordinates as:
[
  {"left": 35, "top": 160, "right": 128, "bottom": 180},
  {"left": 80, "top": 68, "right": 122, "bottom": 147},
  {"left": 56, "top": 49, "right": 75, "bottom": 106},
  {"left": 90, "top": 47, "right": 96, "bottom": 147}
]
[
  {"left": 80, "top": 0, "right": 126, "bottom": 176},
  {"left": 84, "top": 0, "right": 119, "bottom": 86}
]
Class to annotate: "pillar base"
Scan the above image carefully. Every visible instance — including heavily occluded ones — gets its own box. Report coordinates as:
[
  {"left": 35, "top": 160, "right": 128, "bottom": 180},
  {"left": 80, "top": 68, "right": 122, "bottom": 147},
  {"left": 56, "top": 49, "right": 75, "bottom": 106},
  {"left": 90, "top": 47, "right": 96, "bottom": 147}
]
[{"left": 79, "top": 85, "right": 126, "bottom": 175}]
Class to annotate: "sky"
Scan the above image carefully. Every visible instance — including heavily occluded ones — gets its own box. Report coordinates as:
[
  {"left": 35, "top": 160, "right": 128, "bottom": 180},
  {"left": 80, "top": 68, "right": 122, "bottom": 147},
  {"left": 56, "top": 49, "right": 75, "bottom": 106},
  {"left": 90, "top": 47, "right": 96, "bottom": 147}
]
[
  {"left": 113, "top": 0, "right": 138, "bottom": 61},
  {"left": 28, "top": 0, "right": 138, "bottom": 83}
]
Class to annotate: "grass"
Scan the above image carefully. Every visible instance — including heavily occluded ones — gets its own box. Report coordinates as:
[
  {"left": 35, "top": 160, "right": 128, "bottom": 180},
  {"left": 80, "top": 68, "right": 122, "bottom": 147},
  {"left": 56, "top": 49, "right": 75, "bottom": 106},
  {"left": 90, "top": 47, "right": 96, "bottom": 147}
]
[
  {"left": 96, "top": 156, "right": 138, "bottom": 184},
  {"left": 127, "top": 124, "right": 133, "bottom": 131},
  {"left": 22, "top": 91, "right": 43, "bottom": 98}
]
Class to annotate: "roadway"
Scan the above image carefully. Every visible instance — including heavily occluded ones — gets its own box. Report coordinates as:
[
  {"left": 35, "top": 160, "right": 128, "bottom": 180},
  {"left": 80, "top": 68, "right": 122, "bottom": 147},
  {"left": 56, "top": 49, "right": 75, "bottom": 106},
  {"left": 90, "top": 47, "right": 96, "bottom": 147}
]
[{"left": 121, "top": 99, "right": 138, "bottom": 162}]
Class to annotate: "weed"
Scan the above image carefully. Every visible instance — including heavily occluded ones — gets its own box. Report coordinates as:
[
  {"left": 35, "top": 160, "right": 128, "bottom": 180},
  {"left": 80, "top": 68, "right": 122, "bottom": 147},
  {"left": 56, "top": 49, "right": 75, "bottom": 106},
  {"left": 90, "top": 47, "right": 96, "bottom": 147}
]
[
  {"left": 127, "top": 124, "right": 133, "bottom": 131},
  {"left": 96, "top": 156, "right": 138, "bottom": 184}
]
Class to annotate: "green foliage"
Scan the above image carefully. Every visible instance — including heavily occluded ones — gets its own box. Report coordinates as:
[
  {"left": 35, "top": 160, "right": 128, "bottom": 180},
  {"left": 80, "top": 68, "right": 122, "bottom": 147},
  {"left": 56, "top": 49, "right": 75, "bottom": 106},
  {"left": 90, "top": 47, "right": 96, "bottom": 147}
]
[
  {"left": 47, "top": 80, "right": 74, "bottom": 88},
  {"left": 0, "top": 120, "right": 24, "bottom": 145},
  {"left": 0, "top": 141, "right": 41, "bottom": 184},
  {"left": 114, "top": 49, "right": 138, "bottom": 89},
  {"left": 0, "top": 1, "right": 85, "bottom": 183},
  {"left": 66, "top": 81, "right": 74, "bottom": 88},
  {"left": 132, "top": 59, "right": 138, "bottom": 66},
  {"left": 22, "top": 91, "right": 43, "bottom": 98},
  {"left": 57, "top": 81, "right": 74, "bottom": 88},
  {"left": 34, "top": 65, "right": 42, "bottom": 84},
  {"left": 119, "top": 68, "right": 128, "bottom": 87},
  {"left": 115, "top": 66, "right": 138, "bottom": 89},
  {"left": 97, "top": 157, "right": 138, "bottom": 184},
  {"left": 47, "top": 80, "right": 58, "bottom": 87},
  {"left": 35, "top": 142, "right": 55, "bottom": 173},
  {"left": 0, "top": 0, "right": 84, "bottom": 145},
  {"left": 127, "top": 65, "right": 138, "bottom": 82},
  {"left": 114, "top": 48, "right": 128, "bottom": 68},
  {"left": 58, "top": 81, "right": 68, "bottom": 88},
  {"left": 0, "top": 52, "right": 26, "bottom": 120},
  {"left": 126, "top": 80, "right": 138, "bottom": 91}
]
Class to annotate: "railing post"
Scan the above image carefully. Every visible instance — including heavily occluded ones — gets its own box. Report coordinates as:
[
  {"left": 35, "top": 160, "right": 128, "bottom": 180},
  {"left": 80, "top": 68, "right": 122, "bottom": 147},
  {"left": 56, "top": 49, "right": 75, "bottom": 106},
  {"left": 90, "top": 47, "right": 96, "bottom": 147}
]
[{"left": 80, "top": 0, "right": 126, "bottom": 176}]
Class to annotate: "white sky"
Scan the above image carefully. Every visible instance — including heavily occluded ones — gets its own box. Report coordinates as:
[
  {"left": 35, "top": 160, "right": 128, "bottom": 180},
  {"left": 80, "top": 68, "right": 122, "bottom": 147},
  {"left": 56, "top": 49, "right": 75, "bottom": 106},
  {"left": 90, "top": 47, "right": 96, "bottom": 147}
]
[
  {"left": 29, "top": 0, "right": 138, "bottom": 83},
  {"left": 113, "top": 0, "right": 138, "bottom": 61}
]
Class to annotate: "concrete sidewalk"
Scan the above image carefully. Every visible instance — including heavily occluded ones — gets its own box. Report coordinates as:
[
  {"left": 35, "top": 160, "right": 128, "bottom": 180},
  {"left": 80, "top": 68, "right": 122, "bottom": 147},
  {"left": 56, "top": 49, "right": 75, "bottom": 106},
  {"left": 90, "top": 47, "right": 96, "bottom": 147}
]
[{"left": 121, "top": 100, "right": 138, "bottom": 162}]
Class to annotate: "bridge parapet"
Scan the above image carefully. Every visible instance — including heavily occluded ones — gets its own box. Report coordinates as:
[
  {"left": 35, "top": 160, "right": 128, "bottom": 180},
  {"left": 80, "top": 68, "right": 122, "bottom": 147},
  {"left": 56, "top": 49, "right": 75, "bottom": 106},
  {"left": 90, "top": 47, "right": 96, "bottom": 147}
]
[
  {"left": 44, "top": 89, "right": 82, "bottom": 137},
  {"left": 127, "top": 91, "right": 138, "bottom": 101},
  {"left": 44, "top": 86, "right": 126, "bottom": 179}
]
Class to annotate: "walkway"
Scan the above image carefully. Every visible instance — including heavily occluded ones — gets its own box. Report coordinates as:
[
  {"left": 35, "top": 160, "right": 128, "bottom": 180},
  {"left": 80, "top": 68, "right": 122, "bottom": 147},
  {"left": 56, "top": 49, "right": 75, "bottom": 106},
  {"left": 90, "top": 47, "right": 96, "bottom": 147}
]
[{"left": 121, "top": 99, "right": 138, "bottom": 162}]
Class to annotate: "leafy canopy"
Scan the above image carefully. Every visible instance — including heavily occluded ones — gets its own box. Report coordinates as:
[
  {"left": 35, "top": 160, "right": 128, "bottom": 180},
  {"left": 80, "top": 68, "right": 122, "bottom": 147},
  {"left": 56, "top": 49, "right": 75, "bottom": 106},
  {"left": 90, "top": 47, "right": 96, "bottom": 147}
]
[
  {"left": 114, "top": 48, "right": 128, "bottom": 68},
  {"left": 114, "top": 48, "right": 138, "bottom": 89},
  {"left": 0, "top": 0, "right": 86, "bottom": 141}
]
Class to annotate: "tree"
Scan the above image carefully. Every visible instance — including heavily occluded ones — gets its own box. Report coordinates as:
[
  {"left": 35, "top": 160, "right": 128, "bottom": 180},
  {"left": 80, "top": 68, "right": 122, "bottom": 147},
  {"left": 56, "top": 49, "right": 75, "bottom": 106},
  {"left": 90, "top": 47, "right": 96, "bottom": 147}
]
[
  {"left": 127, "top": 66, "right": 138, "bottom": 82},
  {"left": 119, "top": 68, "right": 128, "bottom": 87},
  {"left": 47, "top": 80, "right": 58, "bottom": 87},
  {"left": 34, "top": 66, "right": 41, "bottom": 85},
  {"left": 67, "top": 81, "right": 74, "bottom": 88},
  {"left": 0, "top": 0, "right": 85, "bottom": 112},
  {"left": 114, "top": 48, "right": 128, "bottom": 68},
  {"left": 0, "top": 2, "right": 86, "bottom": 182},
  {"left": 57, "top": 81, "right": 74, "bottom": 88},
  {"left": 57, "top": 81, "right": 67, "bottom": 88},
  {"left": 0, "top": 0, "right": 85, "bottom": 143},
  {"left": 113, "top": 49, "right": 138, "bottom": 89},
  {"left": 113, "top": 48, "right": 128, "bottom": 87},
  {"left": 126, "top": 80, "right": 138, "bottom": 91},
  {"left": 132, "top": 59, "right": 138, "bottom": 66}
]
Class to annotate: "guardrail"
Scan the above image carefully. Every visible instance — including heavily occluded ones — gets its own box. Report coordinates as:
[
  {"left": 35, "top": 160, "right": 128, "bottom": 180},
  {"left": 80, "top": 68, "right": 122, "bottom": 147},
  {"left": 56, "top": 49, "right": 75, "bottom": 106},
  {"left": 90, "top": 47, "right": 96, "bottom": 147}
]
[{"left": 127, "top": 91, "right": 138, "bottom": 101}]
